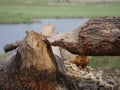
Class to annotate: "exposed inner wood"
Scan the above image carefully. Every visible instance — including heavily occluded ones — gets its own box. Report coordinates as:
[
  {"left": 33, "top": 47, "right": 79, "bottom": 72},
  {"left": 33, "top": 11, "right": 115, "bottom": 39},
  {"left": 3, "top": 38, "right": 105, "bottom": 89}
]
[{"left": 1, "top": 16, "right": 120, "bottom": 90}]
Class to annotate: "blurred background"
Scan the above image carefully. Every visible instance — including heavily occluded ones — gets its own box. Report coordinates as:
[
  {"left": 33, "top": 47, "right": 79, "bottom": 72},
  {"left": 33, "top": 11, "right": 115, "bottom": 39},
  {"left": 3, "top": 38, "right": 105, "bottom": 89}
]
[
  {"left": 0, "top": 0, "right": 120, "bottom": 23},
  {"left": 0, "top": 0, "right": 120, "bottom": 69}
]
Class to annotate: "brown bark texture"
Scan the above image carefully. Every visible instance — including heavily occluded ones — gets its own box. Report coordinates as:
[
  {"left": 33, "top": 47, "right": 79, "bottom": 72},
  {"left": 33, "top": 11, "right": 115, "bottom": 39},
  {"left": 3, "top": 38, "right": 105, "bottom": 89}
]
[
  {"left": 50, "top": 17, "right": 120, "bottom": 56},
  {"left": 0, "top": 31, "right": 76, "bottom": 90},
  {"left": 1, "top": 17, "right": 120, "bottom": 90}
]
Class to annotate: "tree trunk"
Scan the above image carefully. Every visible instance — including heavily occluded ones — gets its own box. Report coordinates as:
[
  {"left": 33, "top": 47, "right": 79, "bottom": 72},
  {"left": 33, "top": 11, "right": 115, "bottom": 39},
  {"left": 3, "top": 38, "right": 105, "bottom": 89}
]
[
  {"left": 50, "top": 17, "right": 120, "bottom": 56},
  {"left": 0, "top": 31, "right": 77, "bottom": 90},
  {"left": 1, "top": 17, "right": 120, "bottom": 90}
]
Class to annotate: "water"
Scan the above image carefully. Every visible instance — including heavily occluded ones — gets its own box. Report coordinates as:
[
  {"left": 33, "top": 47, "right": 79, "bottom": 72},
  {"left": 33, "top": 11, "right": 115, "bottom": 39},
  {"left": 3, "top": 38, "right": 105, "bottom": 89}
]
[{"left": 0, "top": 18, "right": 88, "bottom": 53}]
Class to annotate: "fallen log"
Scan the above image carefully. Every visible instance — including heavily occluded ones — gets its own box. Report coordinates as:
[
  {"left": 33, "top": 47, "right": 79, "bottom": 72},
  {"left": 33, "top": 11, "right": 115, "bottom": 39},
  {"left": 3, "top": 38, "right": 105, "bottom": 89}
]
[
  {"left": 0, "top": 31, "right": 77, "bottom": 90},
  {"left": 5, "top": 17, "right": 120, "bottom": 56},
  {"left": 1, "top": 31, "right": 120, "bottom": 90},
  {"left": 50, "top": 17, "right": 120, "bottom": 56},
  {"left": 1, "top": 17, "right": 120, "bottom": 90},
  {"left": 38, "top": 23, "right": 91, "bottom": 68}
]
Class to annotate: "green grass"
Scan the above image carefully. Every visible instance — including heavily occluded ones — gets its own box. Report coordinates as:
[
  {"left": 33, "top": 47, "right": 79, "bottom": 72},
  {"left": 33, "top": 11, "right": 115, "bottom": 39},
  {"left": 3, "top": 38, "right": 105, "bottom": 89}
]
[
  {"left": 89, "top": 56, "right": 120, "bottom": 69},
  {"left": 0, "top": 53, "right": 7, "bottom": 61},
  {"left": 0, "top": 0, "right": 120, "bottom": 23}
]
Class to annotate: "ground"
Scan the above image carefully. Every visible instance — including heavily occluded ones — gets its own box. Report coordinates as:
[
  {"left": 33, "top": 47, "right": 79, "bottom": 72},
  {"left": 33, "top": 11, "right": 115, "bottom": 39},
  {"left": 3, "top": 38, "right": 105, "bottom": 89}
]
[{"left": 0, "top": 0, "right": 120, "bottom": 23}]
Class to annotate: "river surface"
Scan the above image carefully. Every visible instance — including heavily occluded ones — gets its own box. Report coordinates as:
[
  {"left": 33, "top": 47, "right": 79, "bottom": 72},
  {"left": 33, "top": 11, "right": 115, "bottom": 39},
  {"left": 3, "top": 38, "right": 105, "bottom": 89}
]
[{"left": 0, "top": 18, "right": 88, "bottom": 53}]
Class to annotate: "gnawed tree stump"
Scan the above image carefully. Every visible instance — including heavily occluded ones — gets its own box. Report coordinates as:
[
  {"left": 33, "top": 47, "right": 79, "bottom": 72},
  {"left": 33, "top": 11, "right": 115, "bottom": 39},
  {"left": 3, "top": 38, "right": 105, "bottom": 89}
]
[
  {"left": 0, "top": 31, "right": 77, "bottom": 90},
  {"left": 1, "top": 16, "right": 120, "bottom": 90},
  {"left": 50, "top": 17, "right": 120, "bottom": 56},
  {"left": 3, "top": 23, "right": 91, "bottom": 69}
]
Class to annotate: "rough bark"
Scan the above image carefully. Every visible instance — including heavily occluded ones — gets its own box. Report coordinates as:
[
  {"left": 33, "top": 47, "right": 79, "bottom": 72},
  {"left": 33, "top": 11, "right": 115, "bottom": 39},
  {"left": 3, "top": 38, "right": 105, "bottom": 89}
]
[
  {"left": 38, "top": 23, "right": 91, "bottom": 68},
  {"left": 0, "top": 31, "right": 77, "bottom": 90},
  {"left": 50, "top": 17, "right": 120, "bottom": 56},
  {"left": 1, "top": 17, "right": 120, "bottom": 90},
  {"left": 1, "top": 31, "right": 120, "bottom": 90}
]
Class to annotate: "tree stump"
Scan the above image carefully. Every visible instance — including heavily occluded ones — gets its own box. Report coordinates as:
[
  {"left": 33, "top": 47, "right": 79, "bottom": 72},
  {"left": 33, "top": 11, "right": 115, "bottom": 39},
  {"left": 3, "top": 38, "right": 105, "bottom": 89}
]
[
  {"left": 0, "top": 31, "right": 77, "bottom": 90},
  {"left": 1, "top": 16, "right": 120, "bottom": 90}
]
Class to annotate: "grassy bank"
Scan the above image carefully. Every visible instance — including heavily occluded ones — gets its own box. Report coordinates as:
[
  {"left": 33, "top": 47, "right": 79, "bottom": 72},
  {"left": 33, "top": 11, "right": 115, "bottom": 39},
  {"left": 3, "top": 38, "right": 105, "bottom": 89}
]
[
  {"left": 89, "top": 56, "right": 120, "bottom": 69},
  {"left": 0, "top": 0, "right": 120, "bottom": 23}
]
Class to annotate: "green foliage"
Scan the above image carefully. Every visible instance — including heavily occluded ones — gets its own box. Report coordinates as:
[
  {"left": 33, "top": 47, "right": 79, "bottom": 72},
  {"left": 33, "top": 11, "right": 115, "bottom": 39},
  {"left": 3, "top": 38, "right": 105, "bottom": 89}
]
[{"left": 89, "top": 56, "right": 120, "bottom": 69}]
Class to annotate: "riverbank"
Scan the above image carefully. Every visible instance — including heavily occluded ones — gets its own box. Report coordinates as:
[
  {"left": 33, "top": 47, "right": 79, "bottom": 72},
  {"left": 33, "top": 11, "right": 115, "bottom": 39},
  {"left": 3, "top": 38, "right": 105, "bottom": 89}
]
[{"left": 0, "top": 0, "right": 120, "bottom": 23}]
